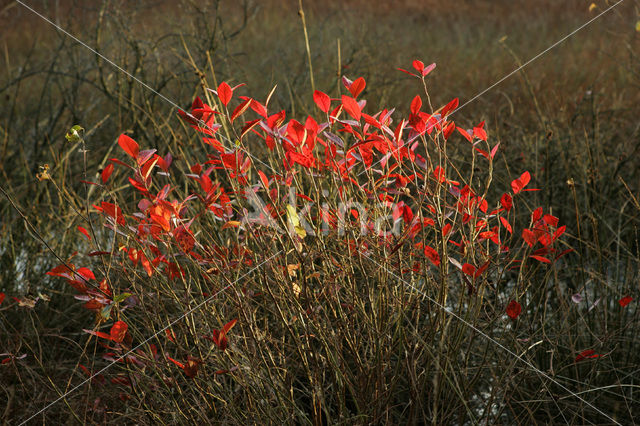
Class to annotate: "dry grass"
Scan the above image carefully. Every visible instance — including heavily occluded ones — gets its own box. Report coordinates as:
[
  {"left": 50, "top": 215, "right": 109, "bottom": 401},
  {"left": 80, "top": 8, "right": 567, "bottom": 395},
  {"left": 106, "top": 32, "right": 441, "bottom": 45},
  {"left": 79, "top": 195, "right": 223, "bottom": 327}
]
[{"left": 1, "top": 0, "right": 640, "bottom": 424}]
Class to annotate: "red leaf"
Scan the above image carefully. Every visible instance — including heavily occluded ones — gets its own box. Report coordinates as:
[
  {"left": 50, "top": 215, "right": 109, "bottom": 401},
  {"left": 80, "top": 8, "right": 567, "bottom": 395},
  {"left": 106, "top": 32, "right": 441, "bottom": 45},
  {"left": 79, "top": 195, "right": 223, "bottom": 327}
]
[
  {"left": 222, "top": 318, "right": 238, "bottom": 334},
  {"left": 422, "top": 63, "right": 436, "bottom": 76},
  {"left": 443, "top": 122, "right": 455, "bottom": 139},
  {"left": 543, "top": 214, "right": 559, "bottom": 227},
  {"left": 423, "top": 245, "right": 441, "bottom": 266},
  {"left": 440, "top": 98, "right": 459, "bottom": 117},
  {"left": 473, "top": 123, "right": 487, "bottom": 141},
  {"left": 46, "top": 264, "right": 75, "bottom": 279},
  {"left": 167, "top": 356, "right": 184, "bottom": 369},
  {"left": 341, "top": 95, "right": 361, "bottom": 121},
  {"left": 109, "top": 158, "right": 132, "bottom": 169},
  {"left": 77, "top": 267, "right": 96, "bottom": 281},
  {"left": 433, "top": 166, "right": 446, "bottom": 183},
  {"left": 313, "top": 90, "right": 331, "bottom": 113},
  {"left": 397, "top": 68, "right": 418, "bottom": 77},
  {"left": 490, "top": 142, "right": 500, "bottom": 159},
  {"left": 457, "top": 127, "right": 472, "bottom": 142},
  {"left": 230, "top": 98, "right": 252, "bottom": 122},
  {"left": 575, "top": 349, "right": 601, "bottom": 362},
  {"left": 412, "top": 60, "right": 425, "bottom": 73},
  {"left": 511, "top": 171, "right": 531, "bottom": 195},
  {"left": 140, "top": 252, "right": 153, "bottom": 277},
  {"left": 83, "top": 329, "right": 113, "bottom": 340},
  {"left": 522, "top": 229, "right": 537, "bottom": 248},
  {"left": 553, "top": 225, "right": 566, "bottom": 241},
  {"left": 207, "top": 319, "right": 238, "bottom": 351},
  {"left": 349, "top": 77, "right": 366, "bottom": 98},
  {"left": 506, "top": 300, "right": 521, "bottom": 319},
  {"left": 618, "top": 296, "right": 633, "bottom": 307},
  {"left": 209, "top": 329, "right": 228, "bottom": 351},
  {"left": 258, "top": 170, "right": 269, "bottom": 189},
  {"left": 500, "top": 216, "right": 512, "bottom": 234},
  {"left": 101, "top": 163, "right": 114, "bottom": 184},
  {"left": 462, "top": 263, "right": 476, "bottom": 277},
  {"left": 554, "top": 248, "right": 574, "bottom": 260},
  {"left": 532, "top": 207, "right": 543, "bottom": 223},
  {"left": 500, "top": 193, "right": 513, "bottom": 211},
  {"left": 110, "top": 321, "right": 128, "bottom": 343},
  {"left": 118, "top": 134, "right": 139, "bottom": 160},
  {"left": 530, "top": 255, "right": 551, "bottom": 264},
  {"left": 474, "top": 148, "right": 489, "bottom": 159},
  {"left": 77, "top": 226, "right": 91, "bottom": 241},
  {"left": 183, "top": 357, "right": 201, "bottom": 378},
  {"left": 474, "top": 260, "right": 490, "bottom": 278},
  {"left": 410, "top": 95, "right": 422, "bottom": 115},
  {"left": 87, "top": 251, "right": 111, "bottom": 257},
  {"left": 0, "top": 293, "right": 5, "bottom": 305},
  {"left": 137, "top": 149, "right": 157, "bottom": 167},
  {"left": 218, "top": 82, "right": 232, "bottom": 106},
  {"left": 99, "top": 202, "right": 126, "bottom": 226}
]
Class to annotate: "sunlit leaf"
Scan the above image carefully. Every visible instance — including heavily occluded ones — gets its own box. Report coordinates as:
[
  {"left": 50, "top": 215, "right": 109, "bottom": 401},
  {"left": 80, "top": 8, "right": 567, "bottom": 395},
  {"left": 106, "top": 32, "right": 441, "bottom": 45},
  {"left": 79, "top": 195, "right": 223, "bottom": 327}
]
[
  {"left": 65, "top": 125, "right": 84, "bottom": 143},
  {"left": 118, "top": 134, "right": 139, "bottom": 160},
  {"left": 511, "top": 171, "right": 531, "bottom": 195},
  {"left": 218, "top": 82, "right": 232, "bottom": 106},
  {"left": 313, "top": 90, "right": 331, "bottom": 113},
  {"left": 101, "top": 163, "right": 114, "bottom": 183},
  {"left": 341, "top": 95, "right": 362, "bottom": 121}
]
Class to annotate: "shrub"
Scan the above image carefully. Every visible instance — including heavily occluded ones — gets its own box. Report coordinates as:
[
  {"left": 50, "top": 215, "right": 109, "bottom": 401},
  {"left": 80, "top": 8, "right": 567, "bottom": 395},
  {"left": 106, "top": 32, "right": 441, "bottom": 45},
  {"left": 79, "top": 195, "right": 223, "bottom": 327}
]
[{"left": 35, "top": 60, "right": 632, "bottom": 424}]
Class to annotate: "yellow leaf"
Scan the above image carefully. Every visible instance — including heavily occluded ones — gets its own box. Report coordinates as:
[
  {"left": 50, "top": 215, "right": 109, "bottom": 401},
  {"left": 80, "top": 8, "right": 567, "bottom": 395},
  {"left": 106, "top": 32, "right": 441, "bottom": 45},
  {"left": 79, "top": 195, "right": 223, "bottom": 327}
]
[
  {"left": 294, "top": 225, "right": 307, "bottom": 238},
  {"left": 292, "top": 282, "right": 301, "bottom": 297},
  {"left": 287, "top": 263, "right": 300, "bottom": 277},
  {"left": 588, "top": 3, "right": 597, "bottom": 12},
  {"left": 286, "top": 204, "right": 307, "bottom": 238},
  {"left": 636, "top": 20, "right": 640, "bottom": 32},
  {"left": 286, "top": 204, "right": 299, "bottom": 226}
]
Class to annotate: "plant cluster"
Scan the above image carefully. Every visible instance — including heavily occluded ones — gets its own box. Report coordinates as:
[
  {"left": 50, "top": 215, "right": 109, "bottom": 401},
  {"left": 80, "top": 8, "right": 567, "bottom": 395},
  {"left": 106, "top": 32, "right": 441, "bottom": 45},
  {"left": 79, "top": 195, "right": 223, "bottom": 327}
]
[{"left": 6, "top": 60, "right": 635, "bottom": 424}]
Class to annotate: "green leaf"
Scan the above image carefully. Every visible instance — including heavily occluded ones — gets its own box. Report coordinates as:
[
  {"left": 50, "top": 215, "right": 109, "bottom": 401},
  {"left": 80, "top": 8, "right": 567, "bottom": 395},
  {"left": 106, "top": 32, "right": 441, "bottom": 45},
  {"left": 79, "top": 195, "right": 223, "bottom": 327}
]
[
  {"left": 113, "top": 293, "right": 132, "bottom": 304},
  {"left": 65, "top": 125, "right": 84, "bottom": 143},
  {"left": 100, "top": 304, "right": 113, "bottom": 320}
]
